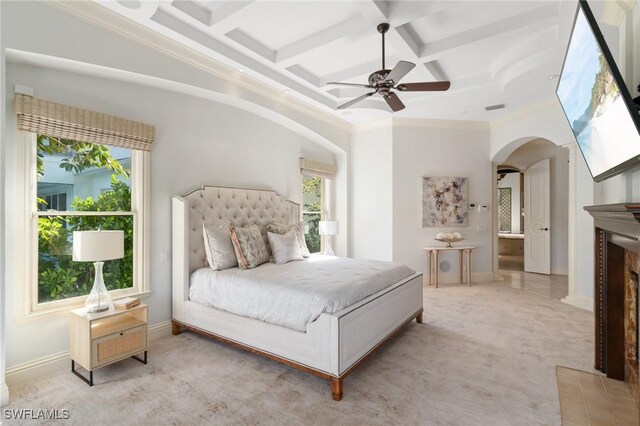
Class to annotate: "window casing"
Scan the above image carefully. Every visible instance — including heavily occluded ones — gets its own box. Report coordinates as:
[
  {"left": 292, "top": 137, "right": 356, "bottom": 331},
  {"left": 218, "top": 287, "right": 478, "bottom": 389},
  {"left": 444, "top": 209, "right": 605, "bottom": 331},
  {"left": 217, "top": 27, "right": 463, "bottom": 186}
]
[
  {"left": 20, "top": 132, "right": 150, "bottom": 319},
  {"left": 301, "top": 175, "right": 332, "bottom": 254}
]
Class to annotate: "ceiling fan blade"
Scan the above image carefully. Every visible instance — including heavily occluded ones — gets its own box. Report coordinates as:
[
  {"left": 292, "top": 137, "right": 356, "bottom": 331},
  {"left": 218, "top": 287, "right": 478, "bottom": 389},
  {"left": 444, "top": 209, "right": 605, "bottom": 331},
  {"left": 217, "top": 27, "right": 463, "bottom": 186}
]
[
  {"left": 327, "top": 82, "right": 374, "bottom": 88},
  {"left": 396, "top": 81, "right": 451, "bottom": 92},
  {"left": 384, "top": 61, "right": 416, "bottom": 85},
  {"left": 337, "top": 92, "right": 376, "bottom": 109},
  {"left": 384, "top": 92, "right": 405, "bottom": 112}
]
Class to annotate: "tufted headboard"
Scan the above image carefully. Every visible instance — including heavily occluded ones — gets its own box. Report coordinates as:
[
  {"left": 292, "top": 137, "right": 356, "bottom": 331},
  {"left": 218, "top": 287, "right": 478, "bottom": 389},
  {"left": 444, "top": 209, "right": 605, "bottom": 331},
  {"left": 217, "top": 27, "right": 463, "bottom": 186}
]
[{"left": 175, "top": 185, "right": 299, "bottom": 274}]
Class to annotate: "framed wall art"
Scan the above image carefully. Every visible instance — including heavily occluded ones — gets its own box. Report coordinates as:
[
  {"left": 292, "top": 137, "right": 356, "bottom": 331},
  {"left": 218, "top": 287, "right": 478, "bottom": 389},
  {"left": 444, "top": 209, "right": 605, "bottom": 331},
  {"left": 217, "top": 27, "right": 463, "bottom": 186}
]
[{"left": 422, "top": 177, "right": 468, "bottom": 227}]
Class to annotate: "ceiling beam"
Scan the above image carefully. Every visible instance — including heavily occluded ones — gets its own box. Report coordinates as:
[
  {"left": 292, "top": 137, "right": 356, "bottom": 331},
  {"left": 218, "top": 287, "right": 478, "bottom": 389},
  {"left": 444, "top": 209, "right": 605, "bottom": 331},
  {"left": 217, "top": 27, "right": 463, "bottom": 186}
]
[
  {"left": 169, "top": 1, "right": 211, "bottom": 26},
  {"left": 320, "top": 59, "right": 380, "bottom": 87},
  {"left": 275, "top": 18, "right": 370, "bottom": 67},
  {"left": 350, "top": 0, "right": 437, "bottom": 81},
  {"left": 209, "top": 1, "right": 255, "bottom": 27},
  {"left": 225, "top": 28, "right": 276, "bottom": 62},
  {"left": 419, "top": 4, "right": 559, "bottom": 61}
]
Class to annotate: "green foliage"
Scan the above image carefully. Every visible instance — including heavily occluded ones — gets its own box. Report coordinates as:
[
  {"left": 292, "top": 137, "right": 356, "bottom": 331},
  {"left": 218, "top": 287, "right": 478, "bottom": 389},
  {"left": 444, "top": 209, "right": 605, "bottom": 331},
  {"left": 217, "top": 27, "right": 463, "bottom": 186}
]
[
  {"left": 302, "top": 176, "right": 322, "bottom": 253},
  {"left": 37, "top": 135, "right": 129, "bottom": 179},
  {"left": 37, "top": 138, "right": 133, "bottom": 303}
]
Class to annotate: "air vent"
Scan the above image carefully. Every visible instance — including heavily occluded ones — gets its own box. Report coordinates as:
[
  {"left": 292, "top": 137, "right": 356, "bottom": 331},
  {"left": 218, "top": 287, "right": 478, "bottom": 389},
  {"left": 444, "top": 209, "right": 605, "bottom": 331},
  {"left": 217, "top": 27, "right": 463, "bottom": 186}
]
[{"left": 485, "top": 103, "right": 506, "bottom": 111}]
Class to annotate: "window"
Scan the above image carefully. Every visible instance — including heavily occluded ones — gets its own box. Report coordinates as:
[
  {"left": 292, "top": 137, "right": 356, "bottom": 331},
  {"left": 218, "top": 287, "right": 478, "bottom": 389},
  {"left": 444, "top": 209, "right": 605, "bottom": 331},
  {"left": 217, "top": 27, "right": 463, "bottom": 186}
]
[
  {"left": 13, "top": 94, "right": 153, "bottom": 318},
  {"left": 29, "top": 135, "right": 148, "bottom": 312},
  {"left": 302, "top": 175, "right": 324, "bottom": 253},
  {"left": 300, "top": 158, "right": 335, "bottom": 254}
]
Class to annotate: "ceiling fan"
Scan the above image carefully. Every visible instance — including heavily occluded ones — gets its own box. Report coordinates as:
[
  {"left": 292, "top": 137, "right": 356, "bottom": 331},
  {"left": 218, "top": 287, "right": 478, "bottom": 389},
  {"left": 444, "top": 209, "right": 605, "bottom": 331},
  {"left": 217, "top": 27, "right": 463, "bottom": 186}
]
[{"left": 328, "top": 23, "right": 451, "bottom": 112}]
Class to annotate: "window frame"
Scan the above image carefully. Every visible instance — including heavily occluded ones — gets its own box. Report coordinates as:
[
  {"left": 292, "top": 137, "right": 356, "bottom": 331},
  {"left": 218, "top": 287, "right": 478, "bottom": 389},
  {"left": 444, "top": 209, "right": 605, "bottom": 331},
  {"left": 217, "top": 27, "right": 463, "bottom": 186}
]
[
  {"left": 301, "top": 174, "right": 332, "bottom": 254},
  {"left": 17, "top": 132, "right": 150, "bottom": 322}
]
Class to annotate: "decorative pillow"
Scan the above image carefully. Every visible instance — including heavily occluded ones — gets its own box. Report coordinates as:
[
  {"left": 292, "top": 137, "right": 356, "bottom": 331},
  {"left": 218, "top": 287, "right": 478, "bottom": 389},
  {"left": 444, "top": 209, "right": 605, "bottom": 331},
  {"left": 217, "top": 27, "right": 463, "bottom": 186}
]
[
  {"left": 267, "top": 230, "right": 303, "bottom": 265},
  {"left": 228, "top": 224, "right": 270, "bottom": 270},
  {"left": 266, "top": 222, "right": 311, "bottom": 257},
  {"left": 202, "top": 223, "right": 237, "bottom": 271}
]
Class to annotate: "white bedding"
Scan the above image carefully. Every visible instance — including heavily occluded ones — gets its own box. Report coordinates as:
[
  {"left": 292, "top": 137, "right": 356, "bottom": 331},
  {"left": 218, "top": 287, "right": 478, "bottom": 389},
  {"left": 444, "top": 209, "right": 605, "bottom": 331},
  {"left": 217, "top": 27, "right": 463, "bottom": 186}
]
[{"left": 189, "top": 256, "right": 415, "bottom": 332}]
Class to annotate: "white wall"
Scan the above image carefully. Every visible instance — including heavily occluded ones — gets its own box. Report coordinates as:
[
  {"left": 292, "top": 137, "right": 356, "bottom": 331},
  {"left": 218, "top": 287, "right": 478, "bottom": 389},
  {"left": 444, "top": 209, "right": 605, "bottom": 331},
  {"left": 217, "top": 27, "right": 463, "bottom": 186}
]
[
  {"left": 392, "top": 123, "right": 493, "bottom": 278},
  {"left": 497, "top": 173, "right": 521, "bottom": 234},
  {"left": 3, "top": 62, "right": 339, "bottom": 369},
  {"left": 351, "top": 124, "right": 393, "bottom": 261},
  {"left": 503, "top": 140, "right": 569, "bottom": 274},
  {"left": 1, "top": 1, "right": 351, "bottom": 377}
]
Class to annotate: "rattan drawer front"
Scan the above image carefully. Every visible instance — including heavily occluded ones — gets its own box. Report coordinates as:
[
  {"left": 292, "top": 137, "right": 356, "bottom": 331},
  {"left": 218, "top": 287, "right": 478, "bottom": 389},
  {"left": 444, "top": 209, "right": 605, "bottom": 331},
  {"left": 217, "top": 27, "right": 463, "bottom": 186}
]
[{"left": 92, "top": 325, "right": 147, "bottom": 368}]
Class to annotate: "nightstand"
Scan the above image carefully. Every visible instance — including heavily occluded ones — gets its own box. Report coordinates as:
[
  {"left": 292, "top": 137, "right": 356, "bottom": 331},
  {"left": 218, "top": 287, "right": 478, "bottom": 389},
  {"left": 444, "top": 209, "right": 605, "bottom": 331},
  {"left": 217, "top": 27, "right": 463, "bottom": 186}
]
[{"left": 69, "top": 303, "right": 148, "bottom": 386}]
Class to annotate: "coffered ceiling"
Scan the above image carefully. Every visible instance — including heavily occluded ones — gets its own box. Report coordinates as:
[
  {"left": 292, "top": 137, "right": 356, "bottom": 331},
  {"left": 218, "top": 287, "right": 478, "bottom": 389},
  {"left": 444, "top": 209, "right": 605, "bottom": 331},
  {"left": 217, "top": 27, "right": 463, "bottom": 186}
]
[{"left": 95, "top": 0, "right": 593, "bottom": 123}]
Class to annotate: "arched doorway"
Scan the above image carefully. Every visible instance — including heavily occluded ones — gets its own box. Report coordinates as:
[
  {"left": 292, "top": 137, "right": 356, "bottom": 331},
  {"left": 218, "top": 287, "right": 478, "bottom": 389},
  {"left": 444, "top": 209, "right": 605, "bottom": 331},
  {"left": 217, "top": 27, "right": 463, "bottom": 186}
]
[{"left": 492, "top": 138, "right": 570, "bottom": 298}]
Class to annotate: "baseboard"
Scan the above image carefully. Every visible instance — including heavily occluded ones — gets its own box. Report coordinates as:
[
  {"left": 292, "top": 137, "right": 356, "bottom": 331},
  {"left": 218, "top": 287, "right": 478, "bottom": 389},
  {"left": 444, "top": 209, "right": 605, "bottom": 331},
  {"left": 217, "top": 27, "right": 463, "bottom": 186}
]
[
  {"left": 551, "top": 265, "right": 569, "bottom": 275},
  {"left": 5, "top": 320, "right": 173, "bottom": 388},
  {"left": 148, "top": 320, "right": 173, "bottom": 340},
  {"left": 561, "top": 295, "right": 593, "bottom": 312},
  {"left": 422, "top": 272, "right": 494, "bottom": 286},
  {"left": 5, "top": 351, "right": 69, "bottom": 387},
  {"left": 0, "top": 382, "right": 9, "bottom": 407}
]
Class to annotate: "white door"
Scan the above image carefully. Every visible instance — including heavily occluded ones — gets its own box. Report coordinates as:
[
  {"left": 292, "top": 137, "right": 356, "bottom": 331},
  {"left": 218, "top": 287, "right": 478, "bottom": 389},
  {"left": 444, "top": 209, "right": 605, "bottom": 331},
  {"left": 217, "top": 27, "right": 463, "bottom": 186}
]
[{"left": 524, "top": 159, "right": 550, "bottom": 274}]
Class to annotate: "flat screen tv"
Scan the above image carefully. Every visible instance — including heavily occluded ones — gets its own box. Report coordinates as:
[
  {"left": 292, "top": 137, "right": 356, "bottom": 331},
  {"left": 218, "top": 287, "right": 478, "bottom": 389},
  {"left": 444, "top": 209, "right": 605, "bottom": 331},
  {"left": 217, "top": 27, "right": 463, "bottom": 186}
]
[{"left": 556, "top": 0, "right": 640, "bottom": 182}]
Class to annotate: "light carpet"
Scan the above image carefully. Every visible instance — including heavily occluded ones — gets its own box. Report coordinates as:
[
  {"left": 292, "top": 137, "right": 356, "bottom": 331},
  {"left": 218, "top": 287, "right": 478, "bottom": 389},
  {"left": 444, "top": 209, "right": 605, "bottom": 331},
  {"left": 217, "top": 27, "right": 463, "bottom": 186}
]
[{"left": 5, "top": 280, "right": 595, "bottom": 425}]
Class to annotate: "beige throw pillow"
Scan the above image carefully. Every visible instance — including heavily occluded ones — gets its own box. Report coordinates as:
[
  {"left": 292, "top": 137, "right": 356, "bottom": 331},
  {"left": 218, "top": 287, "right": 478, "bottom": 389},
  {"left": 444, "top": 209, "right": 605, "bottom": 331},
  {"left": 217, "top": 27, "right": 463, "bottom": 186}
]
[
  {"left": 267, "top": 230, "right": 303, "bottom": 265},
  {"left": 202, "top": 223, "right": 237, "bottom": 270},
  {"left": 266, "top": 222, "right": 311, "bottom": 257},
  {"left": 228, "top": 224, "right": 270, "bottom": 270}
]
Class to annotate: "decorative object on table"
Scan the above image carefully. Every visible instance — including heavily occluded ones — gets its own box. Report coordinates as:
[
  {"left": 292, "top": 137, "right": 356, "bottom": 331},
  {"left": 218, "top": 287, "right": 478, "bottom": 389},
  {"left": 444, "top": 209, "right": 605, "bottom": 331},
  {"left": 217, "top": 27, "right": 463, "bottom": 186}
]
[
  {"left": 422, "top": 177, "right": 468, "bottom": 227},
  {"left": 113, "top": 296, "right": 141, "bottom": 310},
  {"left": 318, "top": 220, "right": 339, "bottom": 256},
  {"left": 72, "top": 230, "right": 124, "bottom": 313},
  {"left": 435, "top": 232, "right": 464, "bottom": 248}
]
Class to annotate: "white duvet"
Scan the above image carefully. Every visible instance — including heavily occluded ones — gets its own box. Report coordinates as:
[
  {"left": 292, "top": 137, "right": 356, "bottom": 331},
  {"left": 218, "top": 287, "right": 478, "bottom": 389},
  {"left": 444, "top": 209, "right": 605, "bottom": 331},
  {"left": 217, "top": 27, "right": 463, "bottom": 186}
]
[{"left": 189, "top": 256, "right": 415, "bottom": 332}]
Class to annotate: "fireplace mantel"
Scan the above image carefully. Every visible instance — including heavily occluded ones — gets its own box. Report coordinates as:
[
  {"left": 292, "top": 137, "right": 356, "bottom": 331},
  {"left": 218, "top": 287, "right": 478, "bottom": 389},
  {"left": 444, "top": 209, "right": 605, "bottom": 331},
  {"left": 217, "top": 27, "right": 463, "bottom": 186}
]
[
  {"left": 585, "top": 204, "right": 640, "bottom": 254},
  {"left": 585, "top": 203, "right": 640, "bottom": 406},
  {"left": 585, "top": 203, "right": 640, "bottom": 234}
]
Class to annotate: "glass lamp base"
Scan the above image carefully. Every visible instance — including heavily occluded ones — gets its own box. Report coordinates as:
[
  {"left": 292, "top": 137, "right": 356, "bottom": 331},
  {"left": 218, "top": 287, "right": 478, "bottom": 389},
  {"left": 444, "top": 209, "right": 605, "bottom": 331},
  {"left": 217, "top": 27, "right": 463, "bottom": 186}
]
[
  {"left": 87, "top": 305, "right": 109, "bottom": 313},
  {"left": 86, "top": 261, "right": 113, "bottom": 313}
]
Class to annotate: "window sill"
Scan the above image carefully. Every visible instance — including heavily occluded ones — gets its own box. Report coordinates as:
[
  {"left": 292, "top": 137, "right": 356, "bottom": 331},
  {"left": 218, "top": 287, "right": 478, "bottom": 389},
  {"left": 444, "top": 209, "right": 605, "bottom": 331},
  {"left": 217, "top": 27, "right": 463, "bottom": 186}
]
[{"left": 14, "top": 290, "right": 152, "bottom": 325}]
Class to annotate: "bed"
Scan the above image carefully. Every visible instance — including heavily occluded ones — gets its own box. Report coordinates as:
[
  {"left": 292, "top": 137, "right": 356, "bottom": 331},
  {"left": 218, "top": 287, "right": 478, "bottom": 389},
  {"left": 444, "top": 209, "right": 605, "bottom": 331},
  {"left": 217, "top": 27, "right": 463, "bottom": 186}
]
[{"left": 172, "top": 185, "right": 423, "bottom": 400}]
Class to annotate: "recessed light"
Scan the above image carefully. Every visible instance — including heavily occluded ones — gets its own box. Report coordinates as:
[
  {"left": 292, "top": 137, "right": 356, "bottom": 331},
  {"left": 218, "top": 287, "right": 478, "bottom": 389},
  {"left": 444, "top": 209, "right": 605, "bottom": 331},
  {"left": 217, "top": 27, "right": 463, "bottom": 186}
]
[
  {"left": 283, "top": 90, "right": 289, "bottom": 94},
  {"left": 548, "top": 74, "right": 560, "bottom": 80},
  {"left": 239, "top": 68, "right": 244, "bottom": 73}
]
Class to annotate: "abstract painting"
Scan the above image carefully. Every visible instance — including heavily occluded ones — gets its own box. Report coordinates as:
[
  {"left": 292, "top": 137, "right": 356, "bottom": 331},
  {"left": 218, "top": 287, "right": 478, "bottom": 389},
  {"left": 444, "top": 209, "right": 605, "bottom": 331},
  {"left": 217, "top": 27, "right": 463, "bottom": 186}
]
[{"left": 422, "top": 177, "right": 468, "bottom": 227}]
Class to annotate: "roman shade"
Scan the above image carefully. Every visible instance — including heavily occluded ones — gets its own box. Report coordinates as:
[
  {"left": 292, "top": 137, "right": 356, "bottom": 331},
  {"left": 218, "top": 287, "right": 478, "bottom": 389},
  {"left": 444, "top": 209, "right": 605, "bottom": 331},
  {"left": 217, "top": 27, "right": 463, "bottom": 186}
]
[
  {"left": 299, "top": 158, "right": 335, "bottom": 179},
  {"left": 13, "top": 94, "right": 154, "bottom": 151}
]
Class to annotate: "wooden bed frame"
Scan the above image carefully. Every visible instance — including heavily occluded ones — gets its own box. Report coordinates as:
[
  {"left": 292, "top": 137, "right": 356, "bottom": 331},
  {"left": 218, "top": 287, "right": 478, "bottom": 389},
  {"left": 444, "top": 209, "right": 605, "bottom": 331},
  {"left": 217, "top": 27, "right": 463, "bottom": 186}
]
[{"left": 172, "top": 186, "right": 423, "bottom": 400}]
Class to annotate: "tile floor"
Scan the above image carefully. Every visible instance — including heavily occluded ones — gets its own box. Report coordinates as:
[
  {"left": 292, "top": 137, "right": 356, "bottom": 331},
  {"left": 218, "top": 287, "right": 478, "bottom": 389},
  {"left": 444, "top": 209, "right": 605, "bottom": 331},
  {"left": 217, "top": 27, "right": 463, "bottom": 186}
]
[
  {"left": 497, "top": 268, "right": 569, "bottom": 301},
  {"left": 498, "top": 254, "right": 525, "bottom": 271},
  {"left": 557, "top": 366, "right": 639, "bottom": 425}
]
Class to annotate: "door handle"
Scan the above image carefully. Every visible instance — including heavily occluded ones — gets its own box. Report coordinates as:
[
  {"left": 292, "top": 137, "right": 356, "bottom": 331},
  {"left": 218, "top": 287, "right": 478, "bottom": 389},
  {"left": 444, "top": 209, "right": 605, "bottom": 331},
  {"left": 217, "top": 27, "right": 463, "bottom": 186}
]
[{"left": 539, "top": 227, "right": 549, "bottom": 231}]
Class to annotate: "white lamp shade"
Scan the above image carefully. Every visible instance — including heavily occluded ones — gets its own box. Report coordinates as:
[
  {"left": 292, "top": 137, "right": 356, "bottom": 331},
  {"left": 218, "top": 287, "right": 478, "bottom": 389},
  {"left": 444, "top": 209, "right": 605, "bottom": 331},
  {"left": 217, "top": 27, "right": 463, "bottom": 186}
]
[
  {"left": 318, "top": 221, "right": 339, "bottom": 236},
  {"left": 72, "top": 230, "right": 124, "bottom": 262}
]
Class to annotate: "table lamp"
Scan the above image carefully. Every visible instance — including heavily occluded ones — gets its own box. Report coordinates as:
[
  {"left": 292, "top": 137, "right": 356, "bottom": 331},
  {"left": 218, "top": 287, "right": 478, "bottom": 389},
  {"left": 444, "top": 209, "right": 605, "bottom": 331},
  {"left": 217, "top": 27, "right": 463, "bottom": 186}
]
[
  {"left": 318, "top": 221, "right": 338, "bottom": 256},
  {"left": 73, "top": 230, "right": 124, "bottom": 313}
]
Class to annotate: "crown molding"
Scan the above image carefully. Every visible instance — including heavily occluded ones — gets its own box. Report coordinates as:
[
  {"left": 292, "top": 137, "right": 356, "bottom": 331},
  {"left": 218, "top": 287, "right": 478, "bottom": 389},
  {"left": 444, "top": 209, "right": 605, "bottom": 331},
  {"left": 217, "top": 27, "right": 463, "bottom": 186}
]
[
  {"left": 46, "top": 1, "right": 352, "bottom": 132},
  {"left": 352, "top": 116, "right": 490, "bottom": 133},
  {"left": 489, "top": 98, "right": 558, "bottom": 127},
  {"left": 352, "top": 118, "right": 393, "bottom": 132},
  {"left": 392, "top": 117, "right": 489, "bottom": 131}
]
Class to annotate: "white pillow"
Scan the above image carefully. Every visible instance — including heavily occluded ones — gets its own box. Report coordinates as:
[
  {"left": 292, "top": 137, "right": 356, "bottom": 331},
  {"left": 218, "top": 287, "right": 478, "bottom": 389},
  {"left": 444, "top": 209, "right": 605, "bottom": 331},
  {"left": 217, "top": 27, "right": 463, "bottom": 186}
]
[
  {"left": 267, "top": 230, "right": 303, "bottom": 265},
  {"left": 203, "top": 223, "right": 238, "bottom": 270}
]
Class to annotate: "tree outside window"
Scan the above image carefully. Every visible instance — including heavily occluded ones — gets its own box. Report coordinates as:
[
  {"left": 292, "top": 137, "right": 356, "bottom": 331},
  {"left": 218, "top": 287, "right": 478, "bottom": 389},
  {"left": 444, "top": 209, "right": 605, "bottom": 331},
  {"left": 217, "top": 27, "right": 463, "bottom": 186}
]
[
  {"left": 302, "top": 175, "right": 323, "bottom": 253},
  {"left": 36, "top": 135, "right": 134, "bottom": 303}
]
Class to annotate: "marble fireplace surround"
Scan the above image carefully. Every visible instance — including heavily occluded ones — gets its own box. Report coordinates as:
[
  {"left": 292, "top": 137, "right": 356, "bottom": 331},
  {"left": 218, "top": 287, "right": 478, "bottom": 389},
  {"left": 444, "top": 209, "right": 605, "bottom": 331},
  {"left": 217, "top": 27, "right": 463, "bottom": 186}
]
[{"left": 585, "top": 203, "right": 640, "bottom": 408}]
